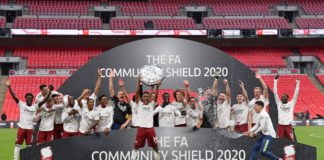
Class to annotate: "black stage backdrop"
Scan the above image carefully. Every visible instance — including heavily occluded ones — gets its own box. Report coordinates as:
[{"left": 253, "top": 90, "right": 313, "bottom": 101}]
[
  {"left": 21, "top": 128, "right": 316, "bottom": 160},
  {"left": 58, "top": 38, "right": 278, "bottom": 125},
  {"left": 21, "top": 38, "right": 316, "bottom": 160}
]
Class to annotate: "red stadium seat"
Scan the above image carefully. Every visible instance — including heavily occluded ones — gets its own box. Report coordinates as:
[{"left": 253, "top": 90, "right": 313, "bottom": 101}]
[
  {"left": 295, "top": 18, "right": 324, "bottom": 29},
  {"left": 203, "top": 18, "right": 291, "bottom": 29},
  {"left": 0, "top": 16, "right": 5, "bottom": 28},
  {"left": 16, "top": 0, "right": 100, "bottom": 16},
  {"left": 0, "top": 48, "right": 4, "bottom": 57},
  {"left": 13, "top": 48, "right": 103, "bottom": 69},
  {"left": 222, "top": 48, "right": 292, "bottom": 68},
  {"left": 316, "top": 75, "right": 324, "bottom": 85},
  {"left": 14, "top": 17, "right": 102, "bottom": 29},
  {"left": 298, "top": 47, "right": 324, "bottom": 63},
  {"left": 110, "top": 18, "right": 196, "bottom": 30}
]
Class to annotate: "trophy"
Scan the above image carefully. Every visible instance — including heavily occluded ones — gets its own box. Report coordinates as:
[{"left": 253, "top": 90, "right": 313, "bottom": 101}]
[{"left": 139, "top": 64, "right": 165, "bottom": 86}]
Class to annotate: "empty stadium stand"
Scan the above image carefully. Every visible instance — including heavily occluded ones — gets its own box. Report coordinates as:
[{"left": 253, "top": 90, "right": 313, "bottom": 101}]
[
  {"left": 222, "top": 48, "right": 292, "bottom": 68},
  {"left": 298, "top": 47, "right": 324, "bottom": 63},
  {"left": 16, "top": 0, "right": 100, "bottom": 16},
  {"left": 197, "top": 0, "right": 276, "bottom": 16},
  {"left": 295, "top": 18, "right": 324, "bottom": 29},
  {"left": 263, "top": 74, "right": 324, "bottom": 118},
  {"left": 203, "top": 18, "right": 291, "bottom": 29},
  {"left": 316, "top": 74, "right": 324, "bottom": 85},
  {"left": 2, "top": 76, "right": 68, "bottom": 121},
  {"left": 110, "top": 18, "right": 196, "bottom": 29},
  {"left": 110, "top": 18, "right": 146, "bottom": 30},
  {"left": 287, "top": 0, "right": 324, "bottom": 15},
  {"left": 109, "top": 0, "right": 188, "bottom": 16},
  {"left": 13, "top": 17, "right": 102, "bottom": 29},
  {"left": 0, "top": 0, "right": 7, "bottom": 4},
  {"left": 13, "top": 48, "right": 102, "bottom": 69}
]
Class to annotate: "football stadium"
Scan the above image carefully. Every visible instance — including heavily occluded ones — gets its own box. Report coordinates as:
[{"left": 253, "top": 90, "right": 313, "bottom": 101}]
[{"left": 0, "top": 0, "right": 324, "bottom": 160}]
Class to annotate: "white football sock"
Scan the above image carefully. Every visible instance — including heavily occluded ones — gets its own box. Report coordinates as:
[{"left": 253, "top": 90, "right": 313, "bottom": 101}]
[
  {"left": 14, "top": 144, "right": 21, "bottom": 160},
  {"left": 131, "top": 149, "right": 139, "bottom": 160},
  {"left": 153, "top": 150, "right": 160, "bottom": 160}
]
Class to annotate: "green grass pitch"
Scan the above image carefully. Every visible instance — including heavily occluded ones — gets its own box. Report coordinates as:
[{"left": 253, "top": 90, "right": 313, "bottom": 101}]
[{"left": 0, "top": 126, "right": 323, "bottom": 160}]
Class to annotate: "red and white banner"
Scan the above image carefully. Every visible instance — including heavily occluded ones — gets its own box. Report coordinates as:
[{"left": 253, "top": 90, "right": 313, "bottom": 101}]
[
  {"left": 293, "top": 29, "right": 324, "bottom": 35},
  {"left": 254, "top": 68, "right": 299, "bottom": 74},
  {"left": 256, "top": 29, "right": 278, "bottom": 36},
  {"left": 222, "top": 30, "right": 240, "bottom": 36},
  {"left": 10, "top": 69, "right": 76, "bottom": 76},
  {"left": 11, "top": 29, "right": 207, "bottom": 36}
]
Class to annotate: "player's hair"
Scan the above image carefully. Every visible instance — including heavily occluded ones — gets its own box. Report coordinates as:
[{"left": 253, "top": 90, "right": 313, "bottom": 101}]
[
  {"left": 143, "top": 91, "right": 150, "bottom": 95},
  {"left": 87, "top": 98, "right": 94, "bottom": 104},
  {"left": 189, "top": 96, "right": 196, "bottom": 101},
  {"left": 282, "top": 93, "right": 289, "bottom": 99},
  {"left": 39, "top": 84, "right": 47, "bottom": 90},
  {"left": 51, "top": 94, "right": 59, "bottom": 98},
  {"left": 237, "top": 92, "right": 243, "bottom": 96},
  {"left": 25, "top": 93, "right": 34, "bottom": 99},
  {"left": 255, "top": 101, "right": 264, "bottom": 108},
  {"left": 46, "top": 97, "right": 54, "bottom": 102},
  {"left": 162, "top": 92, "right": 169, "bottom": 97},
  {"left": 98, "top": 94, "right": 107, "bottom": 101},
  {"left": 173, "top": 90, "right": 184, "bottom": 99},
  {"left": 254, "top": 87, "right": 262, "bottom": 92}
]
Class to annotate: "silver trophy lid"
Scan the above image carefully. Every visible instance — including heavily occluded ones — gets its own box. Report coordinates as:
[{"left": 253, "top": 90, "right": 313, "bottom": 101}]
[{"left": 139, "top": 65, "right": 165, "bottom": 86}]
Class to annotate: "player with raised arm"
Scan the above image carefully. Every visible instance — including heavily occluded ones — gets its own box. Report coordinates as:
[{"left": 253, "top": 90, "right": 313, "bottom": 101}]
[
  {"left": 36, "top": 92, "right": 59, "bottom": 144},
  {"left": 172, "top": 80, "right": 189, "bottom": 127},
  {"left": 78, "top": 90, "right": 100, "bottom": 135},
  {"left": 6, "top": 80, "right": 49, "bottom": 160},
  {"left": 62, "top": 95, "right": 81, "bottom": 138},
  {"left": 52, "top": 94, "right": 65, "bottom": 140},
  {"left": 248, "top": 71, "right": 269, "bottom": 126},
  {"left": 109, "top": 70, "right": 132, "bottom": 130},
  {"left": 186, "top": 97, "right": 203, "bottom": 130},
  {"left": 131, "top": 77, "right": 162, "bottom": 160},
  {"left": 96, "top": 94, "right": 114, "bottom": 136},
  {"left": 200, "top": 73, "right": 219, "bottom": 128},
  {"left": 274, "top": 74, "right": 300, "bottom": 141},
  {"left": 231, "top": 81, "right": 251, "bottom": 133},
  {"left": 215, "top": 79, "right": 231, "bottom": 129},
  {"left": 81, "top": 68, "right": 102, "bottom": 108},
  {"left": 245, "top": 101, "right": 280, "bottom": 160}
]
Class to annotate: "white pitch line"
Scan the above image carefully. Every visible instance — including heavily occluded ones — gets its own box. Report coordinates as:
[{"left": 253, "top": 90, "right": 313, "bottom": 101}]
[{"left": 309, "top": 133, "right": 324, "bottom": 138}]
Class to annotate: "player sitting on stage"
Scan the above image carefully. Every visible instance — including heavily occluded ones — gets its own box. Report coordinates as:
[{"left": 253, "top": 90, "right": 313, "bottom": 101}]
[
  {"left": 78, "top": 90, "right": 100, "bottom": 135},
  {"left": 172, "top": 80, "right": 190, "bottom": 127},
  {"left": 96, "top": 94, "right": 114, "bottom": 136},
  {"left": 231, "top": 81, "right": 251, "bottom": 133},
  {"left": 245, "top": 101, "right": 280, "bottom": 160},
  {"left": 215, "top": 79, "right": 231, "bottom": 129},
  {"left": 6, "top": 80, "right": 49, "bottom": 160},
  {"left": 186, "top": 97, "right": 203, "bottom": 130},
  {"left": 249, "top": 71, "right": 269, "bottom": 126},
  {"left": 274, "top": 74, "right": 300, "bottom": 141},
  {"left": 62, "top": 95, "right": 81, "bottom": 138},
  {"left": 131, "top": 77, "right": 162, "bottom": 160}
]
